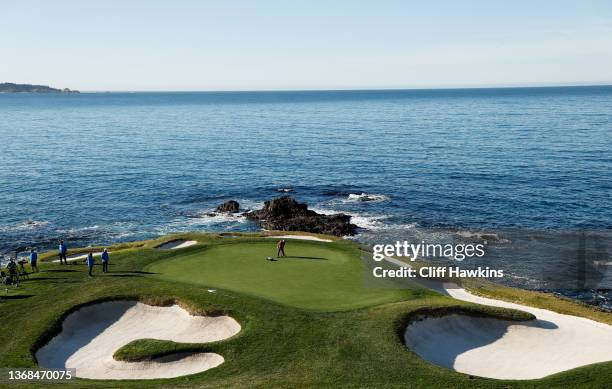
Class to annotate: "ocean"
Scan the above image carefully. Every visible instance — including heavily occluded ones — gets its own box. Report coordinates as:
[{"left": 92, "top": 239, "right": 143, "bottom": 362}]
[{"left": 1, "top": 87, "right": 611, "bottom": 308}]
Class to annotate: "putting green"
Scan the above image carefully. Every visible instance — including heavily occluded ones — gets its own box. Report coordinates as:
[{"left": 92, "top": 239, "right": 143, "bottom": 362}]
[{"left": 146, "top": 240, "right": 423, "bottom": 311}]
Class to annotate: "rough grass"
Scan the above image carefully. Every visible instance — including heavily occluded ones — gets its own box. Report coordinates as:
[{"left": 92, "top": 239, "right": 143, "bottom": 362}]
[{"left": 0, "top": 233, "right": 609, "bottom": 388}]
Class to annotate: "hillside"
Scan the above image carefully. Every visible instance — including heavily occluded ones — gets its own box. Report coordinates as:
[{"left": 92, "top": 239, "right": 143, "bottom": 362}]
[{"left": 0, "top": 82, "right": 79, "bottom": 93}]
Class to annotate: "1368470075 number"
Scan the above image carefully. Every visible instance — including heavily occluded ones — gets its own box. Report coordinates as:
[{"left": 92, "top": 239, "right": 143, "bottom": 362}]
[{"left": 5, "top": 369, "right": 74, "bottom": 381}]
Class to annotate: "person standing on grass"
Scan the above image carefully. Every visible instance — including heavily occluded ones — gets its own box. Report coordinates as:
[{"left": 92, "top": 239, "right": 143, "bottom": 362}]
[
  {"left": 29, "top": 249, "right": 38, "bottom": 273},
  {"left": 101, "top": 248, "right": 109, "bottom": 273},
  {"left": 58, "top": 240, "right": 68, "bottom": 264},
  {"left": 277, "top": 239, "right": 286, "bottom": 257},
  {"left": 6, "top": 258, "right": 19, "bottom": 286},
  {"left": 86, "top": 252, "right": 95, "bottom": 277}
]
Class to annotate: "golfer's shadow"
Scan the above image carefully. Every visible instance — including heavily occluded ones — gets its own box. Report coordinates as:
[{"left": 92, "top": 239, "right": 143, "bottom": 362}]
[
  {"left": 281, "top": 256, "right": 328, "bottom": 260},
  {"left": 0, "top": 294, "right": 34, "bottom": 300}
]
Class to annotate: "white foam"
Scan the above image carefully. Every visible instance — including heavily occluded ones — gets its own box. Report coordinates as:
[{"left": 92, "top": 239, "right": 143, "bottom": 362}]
[
  {"left": 594, "top": 260, "right": 612, "bottom": 266},
  {"left": 311, "top": 207, "right": 414, "bottom": 232},
  {"left": 236, "top": 199, "right": 264, "bottom": 212},
  {"left": 0, "top": 220, "right": 49, "bottom": 232},
  {"left": 346, "top": 193, "right": 389, "bottom": 202},
  {"left": 455, "top": 230, "right": 510, "bottom": 243},
  {"left": 159, "top": 211, "right": 248, "bottom": 234},
  {"left": 56, "top": 225, "right": 101, "bottom": 236}
]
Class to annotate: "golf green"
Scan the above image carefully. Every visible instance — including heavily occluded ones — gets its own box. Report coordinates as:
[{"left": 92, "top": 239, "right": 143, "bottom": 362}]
[
  {"left": 3, "top": 233, "right": 609, "bottom": 387},
  {"left": 146, "top": 239, "right": 422, "bottom": 311}
]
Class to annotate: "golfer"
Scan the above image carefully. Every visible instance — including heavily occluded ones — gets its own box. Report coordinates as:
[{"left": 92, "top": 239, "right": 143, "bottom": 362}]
[
  {"left": 58, "top": 240, "right": 68, "bottom": 264},
  {"left": 277, "top": 239, "right": 286, "bottom": 257},
  {"left": 86, "top": 252, "right": 95, "bottom": 276},
  {"left": 101, "top": 248, "right": 109, "bottom": 273},
  {"left": 29, "top": 249, "right": 38, "bottom": 273}
]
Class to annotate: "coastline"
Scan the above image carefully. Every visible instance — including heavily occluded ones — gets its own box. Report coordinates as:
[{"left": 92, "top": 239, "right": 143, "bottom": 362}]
[
  {"left": 4, "top": 216, "right": 609, "bottom": 311},
  {"left": 11, "top": 231, "right": 611, "bottom": 383}
]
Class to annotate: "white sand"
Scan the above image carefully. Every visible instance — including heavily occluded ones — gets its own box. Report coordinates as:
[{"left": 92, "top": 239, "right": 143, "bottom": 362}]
[
  {"left": 155, "top": 239, "right": 198, "bottom": 249},
  {"left": 265, "top": 235, "right": 332, "bottom": 242},
  {"left": 385, "top": 257, "right": 612, "bottom": 379},
  {"left": 36, "top": 301, "right": 240, "bottom": 380},
  {"left": 51, "top": 251, "right": 105, "bottom": 263}
]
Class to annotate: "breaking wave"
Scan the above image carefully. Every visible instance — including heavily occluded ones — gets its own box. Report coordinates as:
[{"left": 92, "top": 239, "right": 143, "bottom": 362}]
[
  {"left": 346, "top": 193, "right": 389, "bottom": 202},
  {"left": 0, "top": 220, "right": 49, "bottom": 233}
]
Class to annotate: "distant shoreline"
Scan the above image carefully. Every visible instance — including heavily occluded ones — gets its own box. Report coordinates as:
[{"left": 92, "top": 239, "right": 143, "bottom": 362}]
[
  {"left": 0, "top": 82, "right": 79, "bottom": 93},
  {"left": 72, "top": 83, "right": 612, "bottom": 93},
  {"left": 4, "top": 83, "right": 611, "bottom": 95}
]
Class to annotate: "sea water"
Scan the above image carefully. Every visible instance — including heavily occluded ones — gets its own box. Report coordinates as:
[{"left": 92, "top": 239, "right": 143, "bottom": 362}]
[{"left": 1, "top": 87, "right": 611, "bottom": 307}]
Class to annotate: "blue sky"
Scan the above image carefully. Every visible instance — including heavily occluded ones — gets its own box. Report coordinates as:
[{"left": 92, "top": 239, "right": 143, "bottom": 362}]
[{"left": 3, "top": 0, "right": 612, "bottom": 91}]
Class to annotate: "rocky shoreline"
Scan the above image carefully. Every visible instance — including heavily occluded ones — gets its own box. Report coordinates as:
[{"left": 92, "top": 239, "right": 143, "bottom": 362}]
[{"left": 215, "top": 196, "right": 357, "bottom": 236}]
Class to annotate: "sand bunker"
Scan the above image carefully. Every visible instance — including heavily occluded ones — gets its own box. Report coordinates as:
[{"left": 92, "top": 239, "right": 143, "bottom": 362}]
[
  {"left": 405, "top": 310, "right": 612, "bottom": 379},
  {"left": 265, "top": 235, "right": 332, "bottom": 242},
  {"left": 36, "top": 301, "right": 240, "bottom": 380},
  {"left": 399, "top": 273, "right": 612, "bottom": 379},
  {"left": 155, "top": 239, "right": 198, "bottom": 250},
  {"left": 51, "top": 251, "right": 105, "bottom": 263}
]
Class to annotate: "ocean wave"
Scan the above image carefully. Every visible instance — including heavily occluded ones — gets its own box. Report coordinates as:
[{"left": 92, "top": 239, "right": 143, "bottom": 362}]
[
  {"left": 507, "top": 273, "right": 542, "bottom": 284},
  {"left": 57, "top": 225, "right": 100, "bottom": 234},
  {"left": 594, "top": 260, "right": 612, "bottom": 267},
  {"left": 183, "top": 212, "right": 247, "bottom": 225},
  {"left": 320, "top": 189, "right": 354, "bottom": 196},
  {"left": 346, "top": 193, "right": 389, "bottom": 202},
  {"left": 236, "top": 199, "right": 264, "bottom": 212},
  {"left": 454, "top": 230, "right": 510, "bottom": 243},
  {"left": 310, "top": 207, "right": 414, "bottom": 231},
  {"left": 54, "top": 225, "right": 102, "bottom": 240},
  {"left": 0, "top": 220, "right": 49, "bottom": 233},
  {"left": 310, "top": 207, "right": 383, "bottom": 229},
  {"left": 349, "top": 214, "right": 389, "bottom": 230},
  {"left": 159, "top": 207, "right": 251, "bottom": 234},
  {"left": 109, "top": 230, "right": 139, "bottom": 239}
]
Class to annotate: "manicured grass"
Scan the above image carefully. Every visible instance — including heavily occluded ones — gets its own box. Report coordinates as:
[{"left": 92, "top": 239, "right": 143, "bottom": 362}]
[
  {"left": 0, "top": 232, "right": 609, "bottom": 388},
  {"left": 146, "top": 239, "right": 429, "bottom": 311}
]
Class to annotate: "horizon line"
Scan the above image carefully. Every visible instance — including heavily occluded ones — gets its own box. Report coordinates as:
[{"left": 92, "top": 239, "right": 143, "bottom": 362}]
[{"left": 78, "top": 82, "right": 612, "bottom": 93}]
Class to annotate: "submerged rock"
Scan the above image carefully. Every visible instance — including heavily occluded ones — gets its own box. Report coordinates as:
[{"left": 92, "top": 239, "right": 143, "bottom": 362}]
[
  {"left": 216, "top": 200, "right": 240, "bottom": 213},
  {"left": 246, "top": 196, "right": 357, "bottom": 236}
]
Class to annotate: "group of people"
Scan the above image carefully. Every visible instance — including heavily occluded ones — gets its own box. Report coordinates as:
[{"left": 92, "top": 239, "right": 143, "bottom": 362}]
[
  {"left": 85, "top": 248, "right": 110, "bottom": 275},
  {"left": 1, "top": 257, "right": 21, "bottom": 289},
  {"left": 1, "top": 249, "right": 36, "bottom": 289},
  {"left": 2, "top": 240, "right": 111, "bottom": 285},
  {"left": 57, "top": 240, "right": 110, "bottom": 276}
]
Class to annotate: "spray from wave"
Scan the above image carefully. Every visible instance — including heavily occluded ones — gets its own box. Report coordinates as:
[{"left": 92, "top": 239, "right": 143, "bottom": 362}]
[
  {"left": 0, "top": 220, "right": 50, "bottom": 233},
  {"left": 346, "top": 193, "right": 389, "bottom": 202}
]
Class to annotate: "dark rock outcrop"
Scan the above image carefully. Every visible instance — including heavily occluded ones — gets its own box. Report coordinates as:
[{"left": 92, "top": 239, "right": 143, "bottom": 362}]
[
  {"left": 246, "top": 196, "right": 357, "bottom": 236},
  {"left": 216, "top": 200, "right": 240, "bottom": 213}
]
